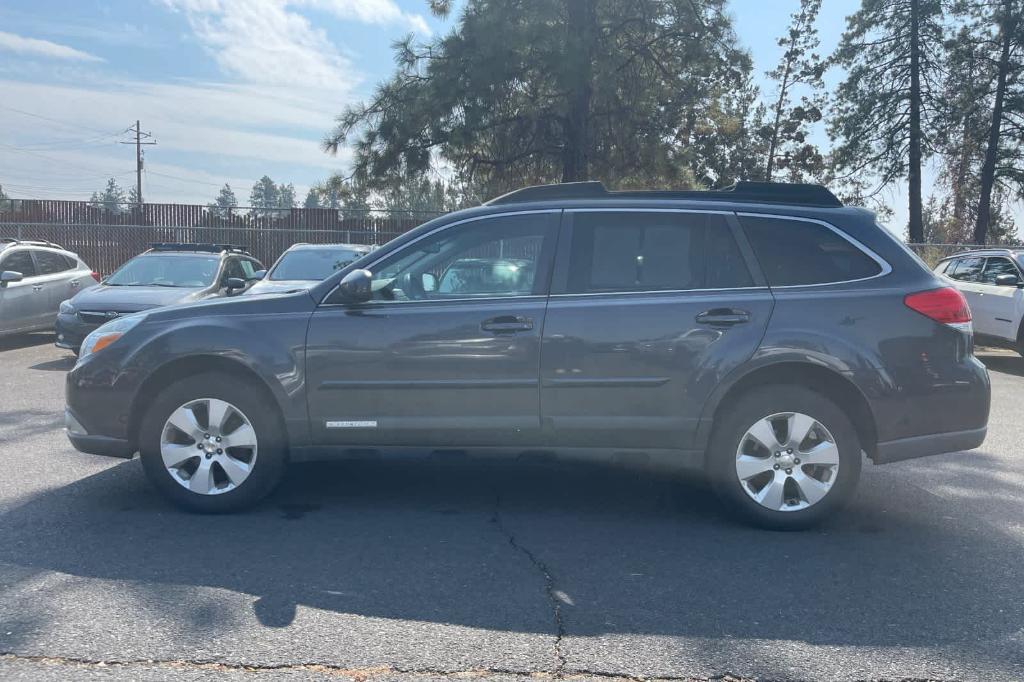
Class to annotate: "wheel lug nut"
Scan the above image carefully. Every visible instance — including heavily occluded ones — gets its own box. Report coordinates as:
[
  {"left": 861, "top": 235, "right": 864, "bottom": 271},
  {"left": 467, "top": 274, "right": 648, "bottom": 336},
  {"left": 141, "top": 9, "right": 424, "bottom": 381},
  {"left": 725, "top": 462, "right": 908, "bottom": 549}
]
[
  {"left": 216, "top": 436, "right": 222, "bottom": 443},
  {"left": 794, "top": 458, "right": 801, "bottom": 464},
  {"left": 785, "top": 468, "right": 792, "bottom": 474},
  {"left": 216, "top": 449, "right": 222, "bottom": 454},
  {"left": 196, "top": 444, "right": 203, "bottom": 450},
  {"left": 204, "top": 433, "right": 211, "bottom": 440},
  {"left": 773, "top": 464, "right": 780, "bottom": 470},
  {"left": 774, "top": 452, "right": 781, "bottom": 458}
]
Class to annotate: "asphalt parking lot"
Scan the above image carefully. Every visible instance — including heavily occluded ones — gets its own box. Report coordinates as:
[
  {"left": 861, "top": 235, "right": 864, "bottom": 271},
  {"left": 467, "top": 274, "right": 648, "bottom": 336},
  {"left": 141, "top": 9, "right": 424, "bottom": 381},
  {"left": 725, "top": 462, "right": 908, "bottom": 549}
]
[{"left": 0, "top": 334, "right": 1021, "bottom": 681}]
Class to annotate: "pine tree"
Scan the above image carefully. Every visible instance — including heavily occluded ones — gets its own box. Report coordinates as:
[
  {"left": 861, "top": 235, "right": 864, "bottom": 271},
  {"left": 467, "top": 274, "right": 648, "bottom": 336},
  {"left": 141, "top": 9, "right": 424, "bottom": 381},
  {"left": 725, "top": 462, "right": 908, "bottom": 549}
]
[
  {"left": 208, "top": 184, "right": 238, "bottom": 219},
  {"left": 249, "top": 176, "right": 280, "bottom": 218},
  {"left": 325, "top": 0, "right": 753, "bottom": 196},
  {"left": 762, "top": 0, "right": 827, "bottom": 182},
  {"left": 830, "top": 0, "right": 945, "bottom": 242},
  {"left": 89, "top": 178, "right": 127, "bottom": 213}
]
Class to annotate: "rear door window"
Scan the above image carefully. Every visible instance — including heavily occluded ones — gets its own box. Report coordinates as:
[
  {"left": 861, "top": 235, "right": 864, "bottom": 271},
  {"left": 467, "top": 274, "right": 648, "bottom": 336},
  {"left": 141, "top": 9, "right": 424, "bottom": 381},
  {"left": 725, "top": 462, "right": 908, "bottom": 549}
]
[
  {"left": 741, "top": 216, "right": 882, "bottom": 286},
  {"left": 948, "top": 256, "right": 985, "bottom": 282},
  {"left": 35, "top": 250, "right": 75, "bottom": 275},
  {"left": 564, "top": 211, "right": 752, "bottom": 293},
  {"left": 0, "top": 250, "right": 38, "bottom": 278}
]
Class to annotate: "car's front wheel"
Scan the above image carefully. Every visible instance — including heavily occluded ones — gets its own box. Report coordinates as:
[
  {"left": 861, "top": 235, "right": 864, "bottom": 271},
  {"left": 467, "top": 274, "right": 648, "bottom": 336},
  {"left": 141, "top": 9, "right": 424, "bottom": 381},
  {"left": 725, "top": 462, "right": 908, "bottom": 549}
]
[
  {"left": 138, "top": 373, "right": 287, "bottom": 512},
  {"left": 707, "top": 385, "right": 861, "bottom": 530}
]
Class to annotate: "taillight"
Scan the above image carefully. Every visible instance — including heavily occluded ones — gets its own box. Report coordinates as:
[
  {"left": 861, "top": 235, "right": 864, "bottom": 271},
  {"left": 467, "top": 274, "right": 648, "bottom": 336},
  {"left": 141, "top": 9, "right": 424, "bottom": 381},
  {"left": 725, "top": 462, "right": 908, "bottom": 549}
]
[
  {"left": 904, "top": 287, "right": 971, "bottom": 327},
  {"left": 91, "top": 271, "right": 101, "bottom": 282}
]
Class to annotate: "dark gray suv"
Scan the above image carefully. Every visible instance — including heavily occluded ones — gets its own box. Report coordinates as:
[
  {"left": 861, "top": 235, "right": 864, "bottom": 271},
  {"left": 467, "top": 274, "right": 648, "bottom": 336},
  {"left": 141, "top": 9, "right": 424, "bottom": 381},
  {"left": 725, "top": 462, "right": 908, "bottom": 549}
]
[{"left": 64, "top": 182, "right": 990, "bottom": 528}]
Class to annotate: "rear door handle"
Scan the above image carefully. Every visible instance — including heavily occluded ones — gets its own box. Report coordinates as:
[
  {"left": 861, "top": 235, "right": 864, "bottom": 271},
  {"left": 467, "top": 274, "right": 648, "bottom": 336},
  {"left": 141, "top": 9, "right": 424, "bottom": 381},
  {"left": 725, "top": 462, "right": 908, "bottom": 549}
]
[
  {"left": 481, "top": 315, "right": 534, "bottom": 333},
  {"left": 696, "top": 308, "right": 750, "bottom": 327},
  {"left": 32, "top": 285, "right": 44, "bottom": 292},
  {"left": 70, "top": 280, "right": 81, "bottom": 288}
]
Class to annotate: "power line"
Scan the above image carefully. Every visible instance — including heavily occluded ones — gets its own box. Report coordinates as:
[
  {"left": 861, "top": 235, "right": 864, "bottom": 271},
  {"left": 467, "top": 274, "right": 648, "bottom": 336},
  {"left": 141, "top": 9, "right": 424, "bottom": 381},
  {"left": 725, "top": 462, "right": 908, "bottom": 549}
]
[
  {"left": 0, "top": 142, "right": 131, "bottom": 178},
  {"left": 0, "top": 105, "right": 125, "bottom": 137},
  {"left": 145, "top": 169, "right": 224, "bottom": 187}
]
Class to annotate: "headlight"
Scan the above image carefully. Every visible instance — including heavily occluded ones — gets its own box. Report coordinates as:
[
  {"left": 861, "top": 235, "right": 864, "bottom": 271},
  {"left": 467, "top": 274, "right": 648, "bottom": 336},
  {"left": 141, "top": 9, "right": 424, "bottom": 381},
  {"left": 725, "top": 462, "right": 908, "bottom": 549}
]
[
  {"left": 79, "top": 314, "right": 146, "bottom": 360},
  {"left": 59, "top": 300, "right": 76, "bottom": 315}
]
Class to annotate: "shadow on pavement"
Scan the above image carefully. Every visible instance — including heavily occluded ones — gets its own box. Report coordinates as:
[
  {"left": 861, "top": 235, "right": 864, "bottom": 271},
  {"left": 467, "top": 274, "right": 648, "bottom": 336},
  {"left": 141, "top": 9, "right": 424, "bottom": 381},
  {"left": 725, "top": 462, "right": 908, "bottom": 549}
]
[
  {"left": 0, "top": 453, "right": 1021, "bottom": 660},
  {"left": 978, "top": 352, "right": 1024, "bottom": 377},
  {"left": 0, "top": 332, "right": 56, "bottom": 352}
]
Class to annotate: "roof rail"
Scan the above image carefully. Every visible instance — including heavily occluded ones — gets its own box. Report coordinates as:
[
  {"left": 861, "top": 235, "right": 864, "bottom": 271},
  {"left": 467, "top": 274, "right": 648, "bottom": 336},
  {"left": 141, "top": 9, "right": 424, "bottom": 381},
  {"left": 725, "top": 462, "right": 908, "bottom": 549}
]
[
  {"left": 149, "top": 243, "right": 248, "bottom": 254},
  {"left": 485, "top": 181, "right": 844, "bottom": 208},
  {"left": 1, "top": 237, "right": 65, "bottom": 249}
]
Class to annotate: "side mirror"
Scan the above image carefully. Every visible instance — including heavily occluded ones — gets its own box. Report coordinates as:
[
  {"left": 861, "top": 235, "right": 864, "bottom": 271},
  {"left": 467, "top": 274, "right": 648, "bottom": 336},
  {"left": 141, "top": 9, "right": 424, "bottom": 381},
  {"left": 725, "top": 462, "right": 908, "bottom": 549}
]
[
  {"left": 0, "top": 270, "right": 23, "bottom": 288},
  {"left": 224, "top": 276, "right": 246, "bottom": 291},
  {"left": 994, "top": 273, "right": 1020, "bottom": 287},
  {"left": 250, "top": 269, "right": 267, "bottom": 281},
  {"left": 336, "top": 268, "right": 373, "bottom": 304},
  {"left": 421, "top": 272, "right": 437, "bottom": 293}
]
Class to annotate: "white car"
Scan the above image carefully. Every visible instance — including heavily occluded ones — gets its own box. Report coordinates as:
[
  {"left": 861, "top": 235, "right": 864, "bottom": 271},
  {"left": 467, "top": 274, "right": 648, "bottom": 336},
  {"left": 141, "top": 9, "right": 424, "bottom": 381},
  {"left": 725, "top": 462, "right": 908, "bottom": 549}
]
[{"left": 935, "top": 248, "right": 1024, "bottom": 354}]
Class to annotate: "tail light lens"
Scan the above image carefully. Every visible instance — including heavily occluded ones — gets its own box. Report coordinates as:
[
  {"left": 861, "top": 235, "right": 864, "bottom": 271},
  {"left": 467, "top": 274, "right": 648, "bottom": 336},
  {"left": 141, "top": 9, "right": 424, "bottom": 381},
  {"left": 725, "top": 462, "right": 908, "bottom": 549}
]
[
  {"left": 904, "top": 287, "right": 971, "bottom": 327},
  {"left": 91, "top": 271, "right": 101, "bottom": 282}
]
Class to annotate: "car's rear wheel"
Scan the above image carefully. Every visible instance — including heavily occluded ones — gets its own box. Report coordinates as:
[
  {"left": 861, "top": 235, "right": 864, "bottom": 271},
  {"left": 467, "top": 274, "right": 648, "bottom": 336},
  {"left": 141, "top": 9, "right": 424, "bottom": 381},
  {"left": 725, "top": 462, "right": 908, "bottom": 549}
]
[
  {"left": 707, "top": 385, "right": 861, "bottom": 530},
  {"left": 139, "top": 373, "right": 287, "bottom": 512}
]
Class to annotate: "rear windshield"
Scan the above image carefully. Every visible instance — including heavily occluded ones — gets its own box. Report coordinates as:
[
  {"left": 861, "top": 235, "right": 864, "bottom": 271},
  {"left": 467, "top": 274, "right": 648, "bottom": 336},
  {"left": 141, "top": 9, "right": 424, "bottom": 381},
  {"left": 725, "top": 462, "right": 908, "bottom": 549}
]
[
  {"left": 105, "top": 254, "right": 220, "bottom": 288},
  {"left": 269, "top": 247, "right": 366, "bottom": 281},
  {"left": 741, "top": 216, "right": 882, "bottom": 286}
]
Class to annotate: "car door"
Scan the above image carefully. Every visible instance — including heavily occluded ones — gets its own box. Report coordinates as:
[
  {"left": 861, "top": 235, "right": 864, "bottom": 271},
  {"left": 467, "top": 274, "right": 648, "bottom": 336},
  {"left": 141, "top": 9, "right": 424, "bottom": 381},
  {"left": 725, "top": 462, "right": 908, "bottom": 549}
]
[
  {"left": 34, "top": 250, "right": 83, "bottom": 321},
  {"left": 0, "top": 249, "right": 44, "bottom": 333},
  {"left": 975, "top": 256, "right": 1023, "bottom": 341},
  {"left": 945, "top": 256, "right": 986, "bottom": 320},
  {"left": 540, "top": 209, "right": 772, "bottom": 450},
  {"left": 305, "top": 210, "right": 560, "bottom": 447}
]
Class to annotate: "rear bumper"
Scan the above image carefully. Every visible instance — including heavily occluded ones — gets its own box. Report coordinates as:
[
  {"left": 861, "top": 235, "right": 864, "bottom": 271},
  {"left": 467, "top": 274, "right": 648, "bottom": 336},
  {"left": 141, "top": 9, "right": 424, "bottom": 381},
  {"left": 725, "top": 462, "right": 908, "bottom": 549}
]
[{"left": 874, "top": 426, "right": 987, "bottom": 464}]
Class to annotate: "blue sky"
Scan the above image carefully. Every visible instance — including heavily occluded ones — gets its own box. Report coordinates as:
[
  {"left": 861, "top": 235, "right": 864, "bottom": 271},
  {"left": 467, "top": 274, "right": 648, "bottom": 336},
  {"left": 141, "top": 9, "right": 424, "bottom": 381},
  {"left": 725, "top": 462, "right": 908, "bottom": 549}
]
[{"left": 2, "top": 0, "right": 916, "bottom": 220}]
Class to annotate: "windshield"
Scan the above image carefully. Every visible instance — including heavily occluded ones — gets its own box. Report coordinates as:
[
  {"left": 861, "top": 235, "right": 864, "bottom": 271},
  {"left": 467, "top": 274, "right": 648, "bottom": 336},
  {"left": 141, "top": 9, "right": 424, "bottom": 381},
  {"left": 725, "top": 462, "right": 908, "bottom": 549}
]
[
  {"left": 269, "top": 247, "right": 366, "bottom": 281},
  {"left": 105, "top": 254, "right": 220, "bottom": 287}
]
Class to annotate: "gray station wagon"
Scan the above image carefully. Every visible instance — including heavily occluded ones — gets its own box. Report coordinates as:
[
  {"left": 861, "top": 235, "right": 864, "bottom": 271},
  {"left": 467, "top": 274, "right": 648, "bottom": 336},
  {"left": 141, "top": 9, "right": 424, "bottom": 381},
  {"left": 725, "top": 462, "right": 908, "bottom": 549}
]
[{"left": 63, "top": 182, "right": 990, "bottom": 529}]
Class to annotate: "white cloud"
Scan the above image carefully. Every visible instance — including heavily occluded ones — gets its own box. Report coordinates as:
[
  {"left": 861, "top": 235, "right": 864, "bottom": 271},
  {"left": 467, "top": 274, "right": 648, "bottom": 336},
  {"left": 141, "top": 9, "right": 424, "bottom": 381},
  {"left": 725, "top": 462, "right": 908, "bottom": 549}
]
[
  {"left": 160, "top": 0, "right": 430, "bottom": 91},
  {"left": 0, "top": 31, "right": 104, "bottom": 62}
]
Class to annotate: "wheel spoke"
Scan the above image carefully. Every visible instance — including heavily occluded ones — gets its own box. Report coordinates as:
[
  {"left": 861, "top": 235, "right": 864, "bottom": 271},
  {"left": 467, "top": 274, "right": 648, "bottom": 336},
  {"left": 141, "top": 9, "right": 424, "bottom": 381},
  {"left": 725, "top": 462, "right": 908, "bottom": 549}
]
[
  {"left": 786, "top": 413, "right": 816, "bottom": 449},
  {"left": 801, "top": 440, "right": 839, "bottom": 467},
  {"left": 161, "top": 442, "right": 196, "bottom": 469},
  {"left": 736, "top": 454, "right": 774, "bottom": 480},
  {"left": 792, "top": 470, "right": 831, "bottom": 506},
  {"left": 746, "top": 418, "right": 781, "bottom": 451},
  {"left": 206, "top": 399, "right": 232, "bottom": 434},
  {"left": 166, "top": 406, "right": 202, "bottom": 438},
  {"left": 189, "top": 459, "right": 216, "bottom": 494},
  {"left": 222, "top": 423, "right": 257, "bottom": 450},
  {"left": 218, "top": 456, "right": 251, "bottom": 486},
  {"left": 754, "top": 474, "right": 786, "bottom": 511}
]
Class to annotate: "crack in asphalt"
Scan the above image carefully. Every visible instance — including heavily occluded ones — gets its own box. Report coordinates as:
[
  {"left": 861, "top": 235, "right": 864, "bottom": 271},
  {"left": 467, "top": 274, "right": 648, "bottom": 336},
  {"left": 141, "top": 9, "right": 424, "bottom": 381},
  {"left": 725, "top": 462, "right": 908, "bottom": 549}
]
[
  {"left": 489, "top": 492, "right": 567, "bottom": 676},
  {"left": 0, "top": 654, "right": 763, "bottom": 680}
]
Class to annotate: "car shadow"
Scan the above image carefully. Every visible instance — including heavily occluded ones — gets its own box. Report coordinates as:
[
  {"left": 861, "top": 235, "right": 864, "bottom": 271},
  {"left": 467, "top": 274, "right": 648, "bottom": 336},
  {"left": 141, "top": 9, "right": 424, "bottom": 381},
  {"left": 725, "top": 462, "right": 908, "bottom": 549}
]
[
  {"left": 978, "top": 352, "right": 1024, "bottom": 377},
  {"left": 28, "top": 356, "right": 75, "bottom": 372},
  {"left": 0, "top": 332, "right": 56, "bottom": 352},
  {"left": 0, "top": 453, "right": 1021, "bottom": 661}
]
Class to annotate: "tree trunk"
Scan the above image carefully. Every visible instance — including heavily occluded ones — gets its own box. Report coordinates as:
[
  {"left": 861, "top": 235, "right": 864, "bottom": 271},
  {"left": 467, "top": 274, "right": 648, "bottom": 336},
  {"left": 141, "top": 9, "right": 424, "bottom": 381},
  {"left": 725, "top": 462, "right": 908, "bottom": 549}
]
[
  {"left": 562, "top": 0, "right": 596, "bottom": 182},
  {"left": 907, "top": 0, "right": 924, "bottom": 243},
  {"left": 974, "top": 0, "right": 1016, "bottom": 246}
]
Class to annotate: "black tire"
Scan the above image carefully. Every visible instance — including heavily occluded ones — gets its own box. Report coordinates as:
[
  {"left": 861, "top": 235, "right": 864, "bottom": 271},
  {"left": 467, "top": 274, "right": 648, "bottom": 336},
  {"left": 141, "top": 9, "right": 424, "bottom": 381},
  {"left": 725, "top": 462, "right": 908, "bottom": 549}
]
[
  {"left": 706, "top": 385, "right": 861, "bottom": 530},
  {"left": 138, "top": 372, "right": 287, "bottom": 513}
]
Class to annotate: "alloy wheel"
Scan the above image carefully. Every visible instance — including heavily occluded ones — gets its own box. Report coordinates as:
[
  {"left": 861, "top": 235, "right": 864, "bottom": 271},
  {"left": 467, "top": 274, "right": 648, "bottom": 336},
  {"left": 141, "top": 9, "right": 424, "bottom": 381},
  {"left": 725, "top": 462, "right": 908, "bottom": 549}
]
[
  {"left": 734, "top": 411, "right": 840, "bottom": 512},
  {"left": 160, "top": 398, "right": 258, "bottom": 495}
]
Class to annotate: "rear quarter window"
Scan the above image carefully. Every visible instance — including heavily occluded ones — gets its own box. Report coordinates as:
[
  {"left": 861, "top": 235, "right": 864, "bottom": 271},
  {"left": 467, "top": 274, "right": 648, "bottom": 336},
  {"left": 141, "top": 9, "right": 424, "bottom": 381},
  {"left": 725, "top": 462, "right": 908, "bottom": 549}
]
[{"left": 740, "top": 216, "right": 883, "bottom": 286}]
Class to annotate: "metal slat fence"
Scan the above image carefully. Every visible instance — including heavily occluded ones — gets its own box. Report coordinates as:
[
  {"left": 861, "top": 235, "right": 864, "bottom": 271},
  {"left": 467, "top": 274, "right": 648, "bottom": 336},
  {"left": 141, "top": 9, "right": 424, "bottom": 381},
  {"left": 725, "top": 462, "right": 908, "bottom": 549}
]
[{"left": 0, "top": 200, "right": 442, "bottom": 275}]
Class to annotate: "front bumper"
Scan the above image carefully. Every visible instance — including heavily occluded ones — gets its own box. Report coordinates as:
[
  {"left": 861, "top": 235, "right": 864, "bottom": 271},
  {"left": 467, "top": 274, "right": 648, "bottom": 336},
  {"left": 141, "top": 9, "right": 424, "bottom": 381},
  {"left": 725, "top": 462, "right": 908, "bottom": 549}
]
[
  {"left": 64, "top": 408, "right": 134, "bottom": 458},
  {"left": 55, "top": 313, "right": 100, "bottom": 352},
  {"left": 874, "top": 426, "right": 987, "bottom": 464}
]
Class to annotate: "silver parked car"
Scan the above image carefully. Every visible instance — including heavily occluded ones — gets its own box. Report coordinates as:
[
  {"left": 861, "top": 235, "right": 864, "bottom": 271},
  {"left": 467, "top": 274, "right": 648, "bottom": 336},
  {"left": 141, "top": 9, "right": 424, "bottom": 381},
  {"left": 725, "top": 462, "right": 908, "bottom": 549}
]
[
  {"left": 0, "top": 238, "right": 99, "bottom": 337},
  {"left": 245, "top": 242, "right": 373, "bottom": 295}
]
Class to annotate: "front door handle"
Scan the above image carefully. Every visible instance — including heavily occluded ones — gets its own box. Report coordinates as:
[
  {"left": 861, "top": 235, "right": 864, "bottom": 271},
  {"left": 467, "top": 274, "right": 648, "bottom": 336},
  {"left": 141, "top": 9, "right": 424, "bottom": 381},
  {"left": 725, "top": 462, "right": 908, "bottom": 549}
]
[
  {"left": 70, "top": 280, "right": 81, "bottom": 288},
  {"left": 696, "top": 308, "right": 750, "bottom": 327},
  {"left": 481, "top": 315, "right": 534, "bottom": 334},
  {"left": 32, "top": 285, "right": 44, "bottom": 292}
]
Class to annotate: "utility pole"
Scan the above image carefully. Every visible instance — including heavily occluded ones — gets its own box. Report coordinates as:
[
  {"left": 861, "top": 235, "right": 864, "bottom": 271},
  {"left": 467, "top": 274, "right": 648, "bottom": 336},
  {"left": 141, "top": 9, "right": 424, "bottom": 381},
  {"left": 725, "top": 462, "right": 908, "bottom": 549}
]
[{"left": 119, "top": 121, "right": 156, "bottom": 206}]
